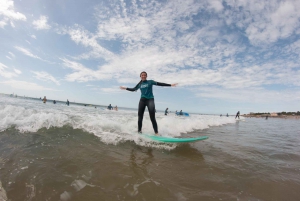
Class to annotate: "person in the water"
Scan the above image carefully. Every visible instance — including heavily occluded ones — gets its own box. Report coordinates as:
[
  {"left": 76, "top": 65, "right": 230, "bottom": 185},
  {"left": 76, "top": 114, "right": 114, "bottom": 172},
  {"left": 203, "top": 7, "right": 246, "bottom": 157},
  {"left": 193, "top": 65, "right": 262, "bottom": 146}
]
[
  {"left": 120, "top": 71, "right": 177, "bottom": 135},
  {"left": 66, "top": 99, "right": 69, "bottom": 106},
  {"left": 165, "top": 108, "right": 169, "bottom": 115},
  {"left": 235, "top": 111, "right": 240, "bottom": 119},
  {"left": 42, "top": 96, "right": 47, "bottom": 103},
  {"left": 107, "top": 104, "right": 113, "bottom": 110}
]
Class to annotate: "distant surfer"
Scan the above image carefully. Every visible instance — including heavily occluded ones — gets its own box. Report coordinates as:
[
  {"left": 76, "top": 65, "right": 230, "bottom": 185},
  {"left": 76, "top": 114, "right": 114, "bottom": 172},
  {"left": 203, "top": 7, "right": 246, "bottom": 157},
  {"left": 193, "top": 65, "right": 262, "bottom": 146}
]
[
  {"left": 120, "top": 71, "right": 177, "bottom": 135},
  {"left": 165, "top": 108, "right": 169, "bottom": 115},
  {"left": 114, "top": 106, "right": 118, "bottom": 111},
  {"left": 107, "top": 104, "right": 113, "bottom": 110},
  {"left": 66, "top": 99, "right": 69, "bottom": 106},
  {"left": 266, "top": 115, "right": 268, "bottom": 120},
  {"left": 220, "top": 114, "right": 222, "bottom": 117},
  {"left": 226, "top": 113, "right": 229, "bottom": 117},
  {"left": 235, "top": 111, "right": 240, "bottom": 119},
  {"left": 53, "top": 100, "right": 56, "bottom": 104},
  {"left": 42, "top": 96, "right": 47, "bottom": 103},
  {"left": 179, "top": 110, "right": 183, "bottom": 115}
]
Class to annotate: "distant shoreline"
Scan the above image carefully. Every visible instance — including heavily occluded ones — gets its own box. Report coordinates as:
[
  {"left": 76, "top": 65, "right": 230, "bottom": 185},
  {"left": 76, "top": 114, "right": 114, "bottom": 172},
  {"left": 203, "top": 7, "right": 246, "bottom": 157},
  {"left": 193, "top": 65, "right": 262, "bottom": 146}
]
[{"left": 242, "top": 115, "right": 300, "bottom": 119}]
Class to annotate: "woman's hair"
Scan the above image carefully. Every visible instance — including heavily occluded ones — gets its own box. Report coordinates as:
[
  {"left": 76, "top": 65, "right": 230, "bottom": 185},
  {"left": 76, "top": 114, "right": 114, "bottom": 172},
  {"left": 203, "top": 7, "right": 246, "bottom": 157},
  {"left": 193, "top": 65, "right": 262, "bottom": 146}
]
[
  {"left": 135, "top": 71, "right": 147, "bottom": 88},
  {"left": 140, "top": 71, "right": 147, "bottom": 77}
]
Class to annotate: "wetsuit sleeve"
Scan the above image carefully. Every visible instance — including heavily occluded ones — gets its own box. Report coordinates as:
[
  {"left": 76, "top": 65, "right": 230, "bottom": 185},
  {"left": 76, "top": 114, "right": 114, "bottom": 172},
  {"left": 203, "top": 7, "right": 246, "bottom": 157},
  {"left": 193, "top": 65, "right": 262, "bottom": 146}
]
[
  {"left": 126, "top": 87, "right": 136, "bottom": 91},
  {"left": 153, "top": 80, "right": 171, "bottom": 87},
  {"left": 126, "top": 83, "right": 140, "bottom": 91}
]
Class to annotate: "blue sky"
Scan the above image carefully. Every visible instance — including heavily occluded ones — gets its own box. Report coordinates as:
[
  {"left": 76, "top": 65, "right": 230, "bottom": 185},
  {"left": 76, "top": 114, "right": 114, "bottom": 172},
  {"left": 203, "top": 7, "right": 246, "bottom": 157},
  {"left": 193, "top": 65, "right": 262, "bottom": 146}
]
[{"left": 1, "top": 0, "right": 300, "bottom": 114}]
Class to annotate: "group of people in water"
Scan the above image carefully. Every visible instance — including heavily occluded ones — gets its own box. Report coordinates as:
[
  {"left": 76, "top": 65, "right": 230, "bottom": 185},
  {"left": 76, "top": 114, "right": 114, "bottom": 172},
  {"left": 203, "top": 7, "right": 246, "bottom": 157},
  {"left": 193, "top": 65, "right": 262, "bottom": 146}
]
[
  {"left": 107, "top": 104, "right": 118, "bottom": 111},
  {"left": 164, "top": 108, "right": 184, "bottom": 116},
  {"left": 41, "top": 96, "right": 120, "bottom": 112},
  {"left": 41, "top": 96, "right": 69, "bottom": 106},
  {"left": 41, "top": 96, "right": 118, "bottom": 111},
  {"left": 220, "top": 111, "right": 240, "bottom": 119}
]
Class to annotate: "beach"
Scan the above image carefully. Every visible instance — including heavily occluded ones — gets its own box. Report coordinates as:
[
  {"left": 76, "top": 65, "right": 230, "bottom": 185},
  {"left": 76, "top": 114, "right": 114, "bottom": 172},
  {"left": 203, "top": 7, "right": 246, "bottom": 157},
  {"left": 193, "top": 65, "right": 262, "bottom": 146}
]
[
  {"left": 0, "top": 96, "right": 300, "bottom": 200},
  {"left": 243, "top": 115, "right": 300, "bottom": 119}
]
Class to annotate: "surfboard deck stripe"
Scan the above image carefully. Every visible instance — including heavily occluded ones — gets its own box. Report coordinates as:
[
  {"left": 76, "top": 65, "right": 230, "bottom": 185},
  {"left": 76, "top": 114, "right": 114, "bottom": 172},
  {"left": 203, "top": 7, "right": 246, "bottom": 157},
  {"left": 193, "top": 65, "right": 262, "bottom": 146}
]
[{"left": 142, "top": 134, "right": 208, "bottom": 143}]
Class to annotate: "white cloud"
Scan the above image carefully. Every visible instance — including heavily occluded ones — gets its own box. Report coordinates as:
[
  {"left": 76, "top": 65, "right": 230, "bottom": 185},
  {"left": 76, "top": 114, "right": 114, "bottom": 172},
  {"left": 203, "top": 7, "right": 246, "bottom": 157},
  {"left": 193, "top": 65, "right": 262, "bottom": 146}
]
[
  {"left": 55, "top": 1, "right": 228, "bottom": 84},
  {"left": 32, "top": 15, "right": 51, "bottom": 30},
  {"left": 60, "top": 47, "right": 299, "bottom": 90},
  {"left": 221, "top": 0, "right": 300, "bottom": 45},
  {"left": 94, "top": 87, "right": 122, "bottom": 93},
  {"left": 14, "top": 46, "right": 41, "bottom": 59},
  {"left": 0, "top": 80, "right": 58, "bottom": 91},
  {"left": 208, "top": 0, "right": 224, "bottom": 12},
  {"left": 61, "top": 58, "right": 112, "bottom": 82},
  {"left": 0, "top": 62, "right": 19, "bottom": 78},
  {"left": 0, "top": 20, "right": 7, "bottom": 28},
  {"left": 59, "top": 25, "right": 115, "bottom": 61},
  {"left": 195, "top": 86, "right": 300, "bottom": 103},
  {"left": 32, "top": 71, "right": 60, "bottom": 85},
  {"left": 14, "top": 46, "right": 53, "bottom": 63},
  {"left": 0, "top": 0, "right": 26, "bottom": 28},
  {"left": 31, "top": 35, "right": 36, "bottom": 39},
  {"left": 8, "top": 52, "right": 15, "bottom": 57},
  {"left": 55, "top": 0, "right": 300, "bottom": 98},
  {"left": 84, "top": 84, "right": 123, "bottom": 93},
  {"left": 14, "top": 68, "right": 21, "bottom": 74},
  {"left": 6, "top": 56, "right": 12, "bottom": 60}
]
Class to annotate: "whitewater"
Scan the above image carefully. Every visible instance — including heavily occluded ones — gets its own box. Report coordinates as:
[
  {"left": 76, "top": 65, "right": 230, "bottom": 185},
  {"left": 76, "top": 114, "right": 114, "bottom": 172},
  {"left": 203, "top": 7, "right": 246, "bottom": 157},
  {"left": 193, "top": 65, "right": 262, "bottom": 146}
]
[{"left": 0, "top": 95, "right": 236, "bottom": 149}]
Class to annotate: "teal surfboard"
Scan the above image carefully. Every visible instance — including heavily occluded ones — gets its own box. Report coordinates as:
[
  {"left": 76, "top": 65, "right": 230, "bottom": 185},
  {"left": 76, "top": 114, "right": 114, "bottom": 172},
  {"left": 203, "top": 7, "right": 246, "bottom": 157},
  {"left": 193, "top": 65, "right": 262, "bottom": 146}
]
[
  {"left": 176, "top": 112, "right": 189, "bottom": 116},
  {"left": 142, "top": 134, "right": 208, "bottom": 143}
]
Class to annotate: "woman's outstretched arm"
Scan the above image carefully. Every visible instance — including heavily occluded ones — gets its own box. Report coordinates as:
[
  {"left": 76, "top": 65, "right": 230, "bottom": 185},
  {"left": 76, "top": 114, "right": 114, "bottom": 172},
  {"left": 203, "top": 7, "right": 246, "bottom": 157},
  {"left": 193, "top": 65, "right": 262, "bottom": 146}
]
[
  {"left": 120, "top": 81, "right": 141, "bottom": 91},
  {"left": 156, "top": 82, "right": 178, "bottom": 87},
  {"left": 119, "top": 85, "right": 139, "bottom": 91}
]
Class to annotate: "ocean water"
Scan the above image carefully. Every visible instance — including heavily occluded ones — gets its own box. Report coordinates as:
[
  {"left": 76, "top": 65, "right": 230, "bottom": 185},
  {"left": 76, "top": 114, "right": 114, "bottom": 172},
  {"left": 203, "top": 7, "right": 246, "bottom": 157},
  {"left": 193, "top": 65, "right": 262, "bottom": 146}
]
[{"left": 0, "top": 96, "right": 299, "bottom": 201}]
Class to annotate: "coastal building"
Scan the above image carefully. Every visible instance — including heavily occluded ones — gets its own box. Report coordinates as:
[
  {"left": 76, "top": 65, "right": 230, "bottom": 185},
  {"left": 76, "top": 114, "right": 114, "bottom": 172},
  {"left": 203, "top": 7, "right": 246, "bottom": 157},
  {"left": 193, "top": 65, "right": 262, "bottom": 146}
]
[{"left": 270, "top": 112, "right": 278, "bottom": 116}]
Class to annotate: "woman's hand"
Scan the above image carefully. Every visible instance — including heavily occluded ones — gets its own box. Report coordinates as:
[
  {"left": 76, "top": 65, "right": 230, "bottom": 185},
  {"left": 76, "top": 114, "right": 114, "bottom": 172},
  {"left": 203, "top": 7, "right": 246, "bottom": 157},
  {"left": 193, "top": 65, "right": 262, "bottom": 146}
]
[
  {"left": 120, "top": 86, "right": 127, "bottom": 90},
  {"left": 171, "top": 83, "right": 178, "bottom": 87}
]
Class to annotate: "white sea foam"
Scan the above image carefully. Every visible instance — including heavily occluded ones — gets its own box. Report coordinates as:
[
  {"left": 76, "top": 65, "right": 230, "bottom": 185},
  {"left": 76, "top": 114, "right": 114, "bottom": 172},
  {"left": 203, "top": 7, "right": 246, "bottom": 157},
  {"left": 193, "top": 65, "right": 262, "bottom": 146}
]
[{"left": 0, "top": 96, "right": 238, "bottom": 148}]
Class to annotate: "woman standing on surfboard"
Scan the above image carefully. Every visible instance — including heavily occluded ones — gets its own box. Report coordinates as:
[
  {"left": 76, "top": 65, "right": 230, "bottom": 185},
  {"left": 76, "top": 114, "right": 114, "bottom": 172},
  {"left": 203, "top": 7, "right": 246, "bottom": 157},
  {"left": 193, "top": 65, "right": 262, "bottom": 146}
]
[{"left": 120, "top": 71, "right": 177, "bottom": 135}]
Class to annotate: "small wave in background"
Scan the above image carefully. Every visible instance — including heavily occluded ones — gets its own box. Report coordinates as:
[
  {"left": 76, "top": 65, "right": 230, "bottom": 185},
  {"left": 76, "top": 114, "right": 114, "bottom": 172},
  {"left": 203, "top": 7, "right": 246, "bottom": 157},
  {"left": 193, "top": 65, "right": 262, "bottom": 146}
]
[{"left": 0, "top": 96, "right": 235, "bottom": 149}]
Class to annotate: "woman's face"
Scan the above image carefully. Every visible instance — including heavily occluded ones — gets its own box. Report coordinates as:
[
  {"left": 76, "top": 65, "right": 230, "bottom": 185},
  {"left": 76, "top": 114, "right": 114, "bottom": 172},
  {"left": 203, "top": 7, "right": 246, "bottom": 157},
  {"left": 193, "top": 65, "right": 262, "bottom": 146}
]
[{"left": 140, "top": 72, "right": 147, "bottom": 81}]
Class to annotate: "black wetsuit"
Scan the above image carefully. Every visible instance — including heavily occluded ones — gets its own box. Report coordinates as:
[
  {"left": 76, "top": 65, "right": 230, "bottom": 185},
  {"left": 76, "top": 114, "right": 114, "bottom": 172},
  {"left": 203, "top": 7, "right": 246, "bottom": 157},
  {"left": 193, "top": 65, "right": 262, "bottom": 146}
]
[
  {"left": 126, "top": 80, "right": 171, "bottom": 133},
  {"left": 235, "top": 112, "right": 240, "bottom": 119}
]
